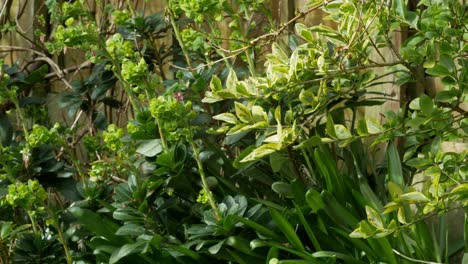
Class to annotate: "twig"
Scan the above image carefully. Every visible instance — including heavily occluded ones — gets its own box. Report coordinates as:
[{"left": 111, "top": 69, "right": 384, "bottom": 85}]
[{"left": 0, "top": 45, "right": 73, "bottom": 89}]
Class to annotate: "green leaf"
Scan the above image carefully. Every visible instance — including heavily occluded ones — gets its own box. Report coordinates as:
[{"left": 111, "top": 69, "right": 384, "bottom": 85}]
[
  {"left": 326, "top": 115, "right": 336, "bottom": 138},
  {"left": 109, "top": 241, "right": 145, "bottom": 264},
  {"left": 272, "top": 43, "right": 289, "bottom": 63},
  {"left": 295, "top": 23, "right": 314, "bottom": 42},
  {"left": 272, "top": 182, "right": 293, "bottom": 198},
  {"left": 68, "top": 207, "right": 121, "bottom": 243},
  {"left": 251, "top": 105, "right": 268, "bottom": 123},
  {"left": 366, "top": 119, "right": 383, "bottom": 134},
  {"left": 241, "top": 143, "right": 281, "bottom": 162},
  {"left": 115, "top": 223, "right": 146, "bottom": 236},
  {"left": 406, "top": 157, "right": 432, "bottom": 169},
  {"left": 365, "top": 206, "right": 384, "bottom": 229},
  {"left": 113, "top": 208, "right": 145, "bottom": 222},
  {"left": 299, "top": 89, "right": 316, "bottom": 105},
  {"left": 419, "top": 94, "right": 433, "bottom": 116},
  {"left": 305, "top": 189, "right": 325, "bottom": 213},
  {"left": 426, "top": 65, "right": 451, "bottom": 76},
  {"left": 210, "top": 75, "right": 222, "bottom": 92},
  {"left": 226, "top": 69, "right": 239, "bottom": 92},
  {"left": 334, "top": 125, "right": 352, "bottom": 139},
  {"left": 235, "top": 102, "right": 253, "bottom": 123},
  {"left": 213, "top": 113, "right": 237, "bottom": 124},
  {"left": 409, "top": 98, "right": 420, "bottom": 110},
  {"left": 400, "top": 192, "right": 430, "bottom": 203},
  {"left": 387, "top": 142, "right": 404, "bottom": 187},
  {"left": 136, "top": 139, "right": 163, "bottom": 157},
  {"left": 208, "top": 240, "right": 225, "bottom": 254},
  {"left": 270, "top": 209, "right": 305, "bottom": 251},
  {"left": 293, "top": 136, "right": 322, "bottom": 149}
]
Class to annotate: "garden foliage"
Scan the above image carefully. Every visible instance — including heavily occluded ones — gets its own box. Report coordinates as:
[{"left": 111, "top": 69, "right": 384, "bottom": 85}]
[{"left": 0, "top": 0, "right": 467, "bottom": 263}]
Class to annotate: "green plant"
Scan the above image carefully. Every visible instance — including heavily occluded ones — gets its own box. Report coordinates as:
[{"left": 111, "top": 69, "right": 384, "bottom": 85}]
[{"left": 0, "top": 0, "right": 466, "bottom": 263}]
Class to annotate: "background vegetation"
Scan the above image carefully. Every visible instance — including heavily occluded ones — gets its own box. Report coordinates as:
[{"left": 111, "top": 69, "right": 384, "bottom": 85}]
[{"left": 0, "top": 0, "right": 467, "bottom": 263}]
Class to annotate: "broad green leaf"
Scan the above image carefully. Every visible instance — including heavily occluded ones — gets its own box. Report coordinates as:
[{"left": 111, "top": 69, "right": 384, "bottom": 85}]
[
  {"left": 68, "top": 207, "right": 121, "bottom": 243},
  {"left": 295, "top": 23, "right": 314, "bottom": 42},
  {"left": 448, "top": 183, "right": 468, "bottom": 202},
  {"left": 409, "top": 98, "right": 420, "bottom": 110},
  {"left": 406, "top": 157, "right": 432, "bottom": 169},
  {"left": 109, "top": 241, "right": 145, "bottom": 264},
  {"left": 270, "top": 209, "right": 305, "bottom": 251},
  {"left": 208, "top": 240, "right": 225, "bottom": 254},
  {"left": 213, "top": 113, "right": 237, "bottom": 124},
  {"left": 241, "top": 143, "right": 281, "bottom": 162},
  {"left": 272, "top": 43, "right": 289, "bottom": 63},
  {"left": 136, "top": 139, "right": 163, "bottom": 157},
  {"left": 356, "top": 119, "right": 368, "bottom": 136},
  {"left": 226, "top": 69, "right": 239, "bottom": 92},
  {"left": 350, "top": 221, "right": 376, "bottom": 239},
  {"left": 366, "top": 119, "right": 383, "bottom": 134},
  {"left": 113, "top": 208, "right": 145, "bottom": 222},
  {"left": 419, "top": 94, "right": 433, "bottom": 116},
  {"left": 235, "top": 102, "right": 253, "bottom": 123},
  {"left": 251, "top": 105, "right": 268, "bottom": 123},
  {"left": 334, "top": 125, "right": 352, "bottom": 139},
  {"left": 116, "top": 223, "right": 146, "bottom": 236},
  {"left": 365, "top": 206, "right": 384, "bottom": 229},
  {"left": 210, "top": 75, "right": 222, "bottom": 92},
  {"left": 293, "top": 135, "right": 321, "bottom": 149},
  {"left": 400, "top": 192, "right": 430, "bottom": 203},
  {"left": 426, "top": 65, "right": 451, "bottom": 76},
  {"left": 272, "top": 182, "right": 293, "bottom": 198}
]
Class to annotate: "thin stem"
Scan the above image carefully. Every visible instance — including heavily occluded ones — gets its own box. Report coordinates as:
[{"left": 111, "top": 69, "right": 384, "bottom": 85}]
[
  {"left": 168, "top": 10, "right": 194, "bottom": 71},
  {"left": 50, "top": 210, "right": 72, "bottom": 264},
  {"left": 188, "top": 137, "right": 220, "bottom": 219},
  {"left": 155, "top": 116, "right": 169, "bottom": 152},
  {"left": 27, "top": 211, "right": 38, "bottom": 234}
]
